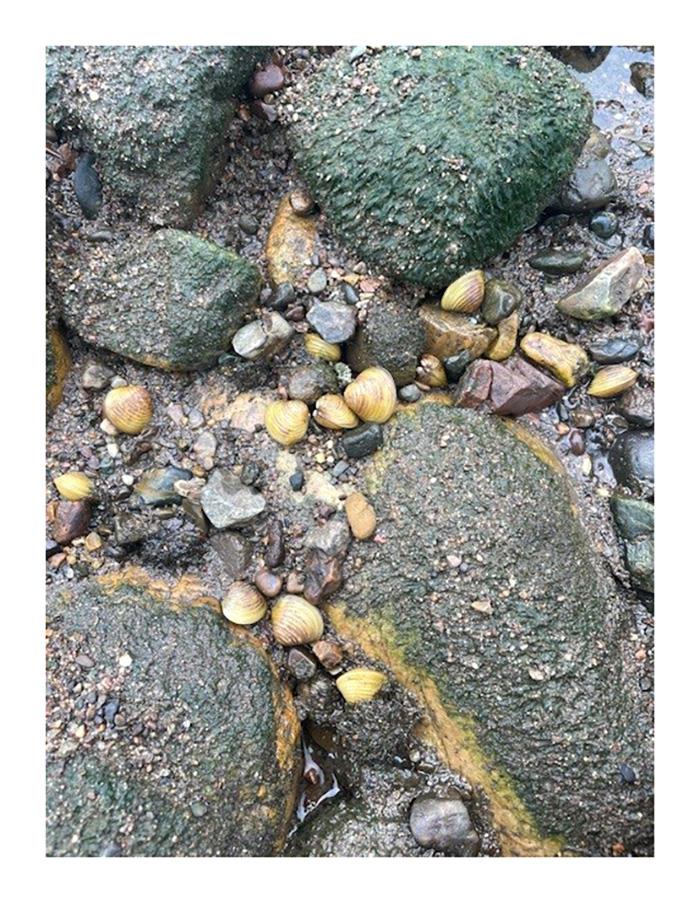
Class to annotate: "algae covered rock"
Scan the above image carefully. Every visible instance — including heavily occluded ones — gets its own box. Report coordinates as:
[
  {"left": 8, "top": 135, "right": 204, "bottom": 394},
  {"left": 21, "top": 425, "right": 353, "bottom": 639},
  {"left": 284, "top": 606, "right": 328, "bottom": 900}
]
[
  {"left": 347, "top": 300, "right": 426, "bottom": 386},
  {"left": 60, "top": 229, "right": 261, "bottom": 370},
  {"left": 46, "top": 573, "right": 300, "bottom": 856},
  {"left": 330, "top": 400, "right": 652, "bottom": 856},
  {"left": 284, "top": 46, "right": 592, "bottom": 287},
  {"left": 46, "top": 46, "right": 265, "bottom": 226}
]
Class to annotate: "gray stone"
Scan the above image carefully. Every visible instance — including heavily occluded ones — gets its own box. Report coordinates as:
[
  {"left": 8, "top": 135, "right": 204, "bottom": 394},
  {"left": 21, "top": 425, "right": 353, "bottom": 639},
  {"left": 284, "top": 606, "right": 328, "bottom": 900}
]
[
  {"left": 609, "top": 431, "right": 654, "bottom": 498},
  {"left": 232, "top": 311, "right": 293, "bottom": 361},
  {"left": 307, "top": 300, "right": 356, "bottom": 343},
  {"left": 305, "top": 517, "right": 351, "bottom": 559},
  {"left": 81, "top": 361, "right": 113, "bottom": 390},
  {"left": 134, "top": 467, "right": 193, "bottom": 506},
  {"left": 617, "top": 384, "right": 654, "bottom": 428},
  {"left": 399, "top": 384, "right": 422, "bottom": 403},
  {"left": 307, "top": 268, "right": 328, "bottom": 294},
  {"left": 588, "top": 335, "right": 641, "bottom": 364},
  {"left": 346, "top": 300, "right": 426, "bottom": 387},
  {"left": 556, "top": 248, "right": 646, "bottom": 321},
  {"left": 529, "top": 249, "right": 588, "bottom": 276},
  {"left": 287, "top": 362, "right": 338, "bottom": 405},
  {"left": 481, "top": 279, "right": 523, "bottom": 326},
  {"left": 210, "top": 532, "right": 252, "bottom": 579},
  {"left": 341, "top": 422, "right": 383, "bottom": 458},
  {"left": 201, "top": 469, "right": 266, "bottom": 528},
  {"left": 409, "top": 795, "right": 479, "bottom": 856},
  {"left": 554, "top": 158, "right": 617, "bottom": 212}
]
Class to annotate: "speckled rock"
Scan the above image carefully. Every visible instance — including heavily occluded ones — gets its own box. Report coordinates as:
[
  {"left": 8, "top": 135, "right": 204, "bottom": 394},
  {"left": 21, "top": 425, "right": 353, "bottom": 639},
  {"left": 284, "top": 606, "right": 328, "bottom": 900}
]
[
  {"left": 232, "top": 311, "right": 293, "bottom": 361},
  {"left": 610, "top": 494, "right": 654, "bottom": 595},
  {"left": 419, "top": 306, "right": 496, "bottom": 361},
  {"left": 201, "top": 469, "right": 266, "bottom": 528},
  {"left": 61, "top": 230, "right": 261, "bottom": 370},
  {"left": 330, "top": 401, "right": 652, "bottom": 856},
  {"left": 284, "top": 46, "right": 591, "bottom": 287},
  {"left": 307, "top": 301, "right": 356, "bottom": 343},
  {"left": 286, "top": 362, "right": 338, "bottom": 404},
  {"left": 553, "top": 158, "right": 617, "bottom": 212},
  {"left": 347, "top": 300, "right": 426, "bottom": 386},
  {"left": 46, "top": 575, "right": 300, "bottom": 856},
  {"left": 46, "top": 46, "right": 265, "bottom": 226},
  {"left": 266, "top": 195, "right": 320, "bottom": 288},
  {"left": 609, "top": 431, "right": 654, "bottom": 498},
  {"left": 46, "top": 325, "right": 71, "bottom": 412},
  {"left": 556, "top": 248, "right": 645, "bottom": 321}
]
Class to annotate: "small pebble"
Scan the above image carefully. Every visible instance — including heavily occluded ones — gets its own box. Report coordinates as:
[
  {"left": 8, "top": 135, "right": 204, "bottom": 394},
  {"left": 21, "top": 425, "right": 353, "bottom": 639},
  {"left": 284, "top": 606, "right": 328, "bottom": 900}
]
[{"left": 290, "top": 471, "right": 305, "bottom": 492}]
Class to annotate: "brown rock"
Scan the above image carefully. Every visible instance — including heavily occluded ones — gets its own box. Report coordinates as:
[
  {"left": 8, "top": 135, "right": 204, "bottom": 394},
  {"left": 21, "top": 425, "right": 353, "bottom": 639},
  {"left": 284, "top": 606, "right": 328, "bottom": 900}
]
[
  {"left": 312, "top": 639, "right": 344, "bottom": 673},
  {"left": 266, "top": 195, "right": 319, "bottom": 288},
  {"left": 454, "top": 360, "right": 493, "bottom": 409},
  {"left": 489, "top": 357, "right": 565, "bottom": 416},
  {"left": 304, "top": 551, "right": 343, "bottom": 605},
  {"left": 487, "top": 310, "right": 519, "bottom": 362},
  {"left": 255, "top": 570, "right": 283, "bottom": 598},
  {"left": 286, "top": 572, "right": 305, "bottom": 594},
  {"left": 250, "top": 63, "right": 285, "bottom": 98},
  {"left": 345, "top": 491, "right": 377, "bottom": 540},
  {"left": 419, "top": 305, "right": 496, "bottom": 361},
  {"left": 53, "top": 500, "right": 92, "bottom": 545},
  {"left": 264, "top": 518, "right": 285, "bottom": 568},
  {"left": 289, "top": 189, "right": 315, "bottom": 216}
]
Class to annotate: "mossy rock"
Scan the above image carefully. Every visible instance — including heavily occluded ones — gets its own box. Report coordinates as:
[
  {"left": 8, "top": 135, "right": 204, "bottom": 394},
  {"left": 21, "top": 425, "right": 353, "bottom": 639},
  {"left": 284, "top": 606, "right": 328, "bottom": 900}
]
[
  {"left": 60, "top": 229, "right": 262, "bottom": 370},
  {"left": 46, "top": 573, "right": 300, "bottom": 856},
  {"left": 285, "top": 46, "right": 592, "bottom": 287},
  {"left": 46, "top": 46, "right": 266, "bottom": 226},
  {"left": 329, "top": 400, "right": 652, "bottom": 856},
  {"left": 346, "top": 299, "right": 426, "bottom": 386}
]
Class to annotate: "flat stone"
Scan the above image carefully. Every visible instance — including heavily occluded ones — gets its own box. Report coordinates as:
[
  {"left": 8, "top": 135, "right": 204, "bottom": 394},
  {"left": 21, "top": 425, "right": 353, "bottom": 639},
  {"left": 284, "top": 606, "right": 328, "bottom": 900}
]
[
  {"left": 266, "top": 194, "right": 319, "bottom": 288},
  {"left": 307, "top": 301, "right": 356, "bottom": 343},
  {"left": 210, "top": 531, "right": 252, "bottom": 579},
  {"left": 489, "top": 356, "right": 565, "bottom": 416},
  {"left": 529, "top": 249, "right": 588, "bottom": 276},
  {"left": 419, "top": 306, "right": 496, "bottom": 361},
  {"left": 287, "top": 362, "right": 338, "bottom": 405},
  {"left": 520, "top": 332, "right": 589, "bottom": 387},
  {"left": 201, "top": 469, "right": 266, "bottom": 528},
  {"left": 610, "top": 494, "right": 654, "bottom": 542},
  {"left": 588, "top": 335, "right": 641, "bottom": 364},
  {"left": 454, "top": 360, "right": 493, "bottom": 409},
  {"left": 556, "top": 248, "right": 646, "bottom": 321},
  {"left": 341, "top": 423, "right": 383, "bottom": 458}
]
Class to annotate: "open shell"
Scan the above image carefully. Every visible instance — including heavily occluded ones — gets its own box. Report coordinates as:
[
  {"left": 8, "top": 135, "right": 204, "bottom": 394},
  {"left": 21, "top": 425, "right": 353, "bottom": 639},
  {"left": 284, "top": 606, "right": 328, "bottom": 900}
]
[
  {"left": 53, "top": 471, "right": 94, "bottom": 501},
  {"left": 221, "top": 582, "right": 267, "bottom": 625},
  {"left": 305, "top": 332, "right": 341, "bottom": 363},
  {"left": 265, "top": 399, "right": 310, "bottom": 446},
  {"left": 103, "top": 385, "right": 153, "bottom": 435},
  {"left": 313, "top": 394, "right": 360, "bottom": 430},
  {"left": 336, "top": 668, "right": 386, "bottom": 703},
  {"left": 440, "top": 270, "right": 485, "bottom": 313},
  {"left": 343, "top": 366, "right": 397, "bottom": 423},
  {"left": 271, "top": 594, "right": 324, "bottom": 646}
]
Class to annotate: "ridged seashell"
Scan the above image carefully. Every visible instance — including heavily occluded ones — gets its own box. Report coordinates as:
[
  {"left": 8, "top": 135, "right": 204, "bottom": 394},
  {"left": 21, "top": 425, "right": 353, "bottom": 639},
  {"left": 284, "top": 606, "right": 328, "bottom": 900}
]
[
  {"left": 264, "top": 399, "right": 310, "bottom": 446},
  {"left": 345, "top": 491, "right": 377, "bottom": 540},
  {"left": 221, "top": 582, "right": 267, "bottom": 625},
  {"left": 344, "top": 366, "right": 397, "bottom": 423},
  {"left": 305, "top": 332, "right": 341, "bottom": 363},
  {"left": 416, "top": 354, "right": 447, "bottom": 388},
  {"left": 53, "top": 471, "right": 94, "bottom": 501},
  {"left": 440, "top": 269, "right": 485, "bottom": 314},
  {"left": 587, "top": 365, "right": 639, "bottom": 398},
  {"left": 336, "top": 668, "right": 386, "bottom": 704},
  {"left": 313, "top": 394, "right": 360, "bottom": 430},
  {"left": 271, "top": 594, "right": 324, "bottom": 646},
  {"left": 103, "top": 385, "right": 153, "bottom": 435}
]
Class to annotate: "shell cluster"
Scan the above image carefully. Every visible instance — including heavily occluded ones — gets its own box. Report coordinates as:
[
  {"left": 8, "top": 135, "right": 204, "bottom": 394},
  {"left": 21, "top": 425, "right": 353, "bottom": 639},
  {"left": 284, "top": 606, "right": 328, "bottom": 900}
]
[
  {"left": 103, "top": 385, "right": 153, "bottom": 435},
  {"left": 53, "top": 471, "right": 94, "bottom": 501},
  {"left": 336, "top": 668, "right": 386, "bottom": 703},
  {"left": 344, "top": 366, "right": 397, "bottom": 423},
  {"left": 221, "top": 582, "right": 267, "bottom": 625},
  {"left": 271, "top": 594, "right": 324, "bottom": 646},
  {"left": 265, "top": 399, "right": 310, "bottom": 446},
  {"left": 441, "top": 269, "right": 485, "bottom": 314}
]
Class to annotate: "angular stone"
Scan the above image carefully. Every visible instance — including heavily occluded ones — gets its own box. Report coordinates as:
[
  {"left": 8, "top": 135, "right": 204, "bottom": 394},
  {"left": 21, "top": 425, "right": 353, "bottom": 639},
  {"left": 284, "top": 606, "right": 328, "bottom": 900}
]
[
  {"left": 520, "top": 332, "right": 589, "bottom": 387},
  {"left": 307, "top": 301, "right": 356, "bottom": 343},
  {"left": 486, "top": 311, "right": 519, "bottom": 362},
  {"left": 304, "top": 550, "right": 343, "bottom": 605},
  {"left": 610, "top": 494, "right": 654, "bottom": 542},
  {"left": 210, "top": 532, "right": 252, "bottom": 579},
  {"left": 489, "top": 357, "right": 565, "bottom": 416},
  {"left": 287, "top": 362, "right": 338, "bottom": 405},
  {"left": 454, "top": 360, "right": 493, "bottom": 409},
  {"left": 341, "top": 423, "right": 383, "bottom": 458},
  {"left": 305, "top": 517, "right": 351, "bottom": 559},
  {"left": 201, "top": 469, "right": 266, "bottom": 528},
  {"left": 347, "top": 300, "right": 426, "bottom": 387},
  {"left": 617, "top": 384, "right": 654, "bottom": 428},
  {"left": 556, "top": 248, "right": 646, "bottom": 321},
  {"left": 266, "top": 195, "right": 319, "bottom": 288},
  {"left": 232, "top": 311, "right": 293, "bottom": 361},
  {"left": 53, "top": 500, "right": 91, "bottom": 545},
  {"left": 419, "top": 306, "right": 496, "bottom": 361}
]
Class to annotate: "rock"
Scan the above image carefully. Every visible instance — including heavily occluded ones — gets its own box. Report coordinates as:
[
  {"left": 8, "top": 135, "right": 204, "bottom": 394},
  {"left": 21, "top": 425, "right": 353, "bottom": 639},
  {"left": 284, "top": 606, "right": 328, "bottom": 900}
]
[
  {"left": 345, "top": 491, "right": 377, "bottom": 540},
  {"left": 238, "top": 213, "right": 258, "bottom": 235},
  {"left": 643, "top": 223, "right": 654, "bottom": 249},
  {"left": 53, "top": 500, "right": 91, "bottom": 544},
  {"left": 609, "top": 431, "right": 654, "bottom": 498},
  {"left": 307, "top": 268, "right": 328, "bottom": 294},
  {"left": 409, "top": 795, "right": 479, "bottom": 856},
  {"left": 210, "top": 532, "right": 252, "bottom": 579},
  {"left": 610, "top": 494, "right": 654, "bottom": 543},
  {"left": 332, "top": 402, "right": 653, "bottom": 855},
  {"left": 630, "top": 62, "right": 654, "bottom": 98},
  {"left": 289, "top": 189, "right": 315, "bottom": 216},
  {"left": 46, "top": 47, "right": 264, "bottom": 226},
  {"left": 481, "top": 279, "right": 523, "bottom": 326},
  {"left": 250, "top": 62, "right": 285, "bottom": 98},
  {"left": 346, "top": 300, "right": 426, "bottom": 386},
  {"left": 454, "top": 360, "right": 493, "bottom": 409},
  {"left": 46, "top": 325, "right": 71, "bottom": 412},
  {"left": 287, "top": 362, "right": 338, "bottom": 405},
  {"left": 520, "top": 332, "right": 589, "bottom": 387},
  {"left": 486, "top": 311, "right": 519, "bottom": 362},
  {"left": 113, "top": 512, "right": 161, "bottom": 546},
  {"left": 232, "top": 311, "right": 293, "bottom": 361},
  {"left": 312, "top": 639, "right": 343, "bottom": 672},
  {"left": 284, "top": 46, "right": 591, "bottom": 287},
  {"left": 307, "top": 301, "right": 356, "bottom": 343},
  {"left": 289, "top": 471, "right": 304, "bottom": 492},
  {"left": 623, "top": 539, "right": 654, "bottom": 595},
  {"left": 201, "top": 469, "right": 266, "bottom": 528},
  {"left": 616, "top": 384, "right": 654, "bottom": 427},
  {"left": 288, "top": 648, "right": 316, "bottom": 681},
  {"left": 134, "top": 467, "right": 193, "bottom": 506},
  {"left": 266, "top": 194, "right": 319, "bottom": 288},
  {"left": 139, "top": 516, "right": 205, "bottom": 566},
  {"left": 80, "top": 361, "right": 113, "bottom": 390},
  {"left": 556, "top": 248, "right": 646, "bottom": 321},
  {"left": 419, "top": 306, "right": 496, "bottom": 361},
  {"left": 489, "top": 356, "right": 565, "bottom": 416},
  {"left": 340, "top": 282, "right": 360, "bottom": 305},
  {"left": 264, "top": 518, "right": 286, "bottom": 568},
  {"left": 588, "top": 335, "right": 641, "bottom": 364},
  {"left": 46, "top": 576, "right": 300, "bottom": 856},
  {"left": 554, "top": 158, "right": 617, "bottom": 212},
  {"left": 569, "top": 429, "right": 585, "bottom": 456},
  {"left": 399, "top": 384, "right": 422, "bottom": 403},
  {"left": 305, "top": 517, "right": 351, "bottom": 559},
  {"left": 267, "top": 283, "right": 296, "bottom": 312},
  {"left": 255, "top": 570, "right": 283, "bottom": 598},
  {"left": 590, "top": 211, "right": 618, "bottom": 239},
  {"left": 529, "top": 249, "right": 588, "bottom": 276},
  {"left": 443, "top": 350, "right": 473, "bottom": 383},
  {"left": 61, "top": 230, "right": 261, "bottom": 370},
  {"left": 341, "top": 422, "right": 384, "bottom": 458},
  {"left": 73, "top": 154, "right": 102, "bottom": 219}
]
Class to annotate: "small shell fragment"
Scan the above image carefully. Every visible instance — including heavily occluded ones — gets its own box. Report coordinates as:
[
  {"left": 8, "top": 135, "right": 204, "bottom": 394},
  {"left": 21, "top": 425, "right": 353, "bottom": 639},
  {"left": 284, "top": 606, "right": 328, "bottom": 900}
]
[
  {"left": 271, "top": 594, "right": 324, "bottom": 646},
  {"left": 103, "top": 385, "right": 153, "bottom": 435},
  {"left": 221, "top": 582, "right": 267, "bottom": 626},
  {"left": 53, "top": 471, "right": 94, "bottom": 501},
  {"left": 587, "top": 365, "right": 638, "bottom": 398},
  {"left": 265, "top": 399, "right": 310, "bottom": 446},
  {"left": 345, "top": 491, "right": 377, "bottom": 540},
  {"left": 440, "top": 270, "right": 485, "bottom": 314},
  {"left": 336, "top": 668, "right": 386, "bottom": 704}
]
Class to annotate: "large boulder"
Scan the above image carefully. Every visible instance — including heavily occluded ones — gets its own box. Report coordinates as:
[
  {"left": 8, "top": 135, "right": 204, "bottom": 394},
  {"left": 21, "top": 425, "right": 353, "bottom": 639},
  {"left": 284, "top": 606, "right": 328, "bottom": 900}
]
[
  {"left": 46, "top": 46, "right": 265, "bottom": 226},
  {"left": 46, "top": 572, "right": 301, "bottom": 856},
  {"left": 60, "top": 229, "right": 261, "bottom": 370},
  {"left": 328, "top": 400, "right": 652, "bottom": 856},
  {"left": 284, "top": 46, "right": 592, "bottom": 287}
]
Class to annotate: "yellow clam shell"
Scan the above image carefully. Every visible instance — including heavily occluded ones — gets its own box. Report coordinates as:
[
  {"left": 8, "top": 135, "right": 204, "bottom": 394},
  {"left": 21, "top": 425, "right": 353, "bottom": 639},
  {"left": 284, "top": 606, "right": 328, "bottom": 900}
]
[
  {"left": 103, "top": 385, "right": 153, "bottom": 435},
  {"left": 53, "top": 471, "right": 94, "bottom": 501},
  {"left": 313, "top": 394, "right": 360, "bottom": 430},
  {"left": 345, "top": 491, "right": 377, "bottom": 540},
  {"left": 336, "top": 668, "right": 386, "bottom": 704},
  {"left": 587, "top": 365, "right": 638, "bottom": 398},
  {"left": 416, "top": 354, "right": 447, "bottom": 388},
  {"left": 343, "top": 366, "right": 397, "bottom": 423},
  {"left": 264, "top": 399, "right": 310, "bottom": 446},
  {"left": 271, "top": 594, "right": 324, "bottom": 646},
  {"left": 440, "top": 269, "right": 485, "bottom": 314},
  {"left": 305, "top": 332, "right": 341, "bottom": 363},
  {"left": 221, "top": 582, "right": 267, "bottom": 626}
]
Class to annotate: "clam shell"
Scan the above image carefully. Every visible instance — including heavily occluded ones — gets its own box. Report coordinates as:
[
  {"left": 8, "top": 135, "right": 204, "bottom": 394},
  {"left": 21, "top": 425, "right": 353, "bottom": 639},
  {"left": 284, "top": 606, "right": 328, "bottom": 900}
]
[
  {"left": 344, "top": 491, "right": 376, "bottom": 540},
  {"left": 271, "top": 594, "right": 324, "bottom": 646},
  {"left": 343, "top": 366, "right": 397, "bottom": 423},
  {"left": 336, "top": 668, "right": 386, "bottom": 704},
  {"left": 221, "top": 582, "right": 267, "bottom": 625},
  {"left": 103, "top": 385, "right": 153, "bottom": 435},
  {"left": 313, "top": 394, "right": 360, "bottom": 430},
  {"left": 588, "top": 365, "right": 638, "bottom": 398},
  {"left": 264, "top": 399, "right": 310, "bottom": 446},
  {"left": 53, "top": 471, "right": 94, "bottom": 501},
  {"left": 416, "top": 354, "right": 447, "bottom": 388},
  {"left": 440, "top": 270, "right": 485, "bottom": 314},
  {"left": 305, "top": 332, "right": 341, "bottom": 363}
]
